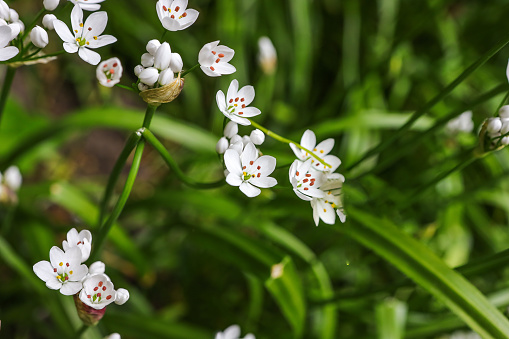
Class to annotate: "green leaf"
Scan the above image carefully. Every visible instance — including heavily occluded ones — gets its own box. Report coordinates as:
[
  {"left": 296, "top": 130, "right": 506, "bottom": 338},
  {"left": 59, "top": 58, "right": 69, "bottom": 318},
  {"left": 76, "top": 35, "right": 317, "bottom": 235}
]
[{"left": 375, "top": 298, "right": 407, "bottom": 339}]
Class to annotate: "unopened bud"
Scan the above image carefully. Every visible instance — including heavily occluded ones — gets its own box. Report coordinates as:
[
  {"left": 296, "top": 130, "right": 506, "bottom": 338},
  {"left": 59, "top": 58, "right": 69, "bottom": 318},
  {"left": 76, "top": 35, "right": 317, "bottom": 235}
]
[
  {"left": 216, "top": 137, "right": 229, "bottom": 154},
  {"left": 242, "top": 135, "right": 251, "bottom": 146},
  {"left": 224, "top": 121, "right": 238, "bottom": 138},
  {"left": 138, "top": 67, "right": 159, "bottom": 86},
  {"left": 9, "top": 9, "right": 18, "bottom": 22},
  {"left": 141, "top": 52, "right": 154, "bottom": 67},
  {"left": 114, "top": 288, "right": 130, "bottom": 305},
  {"left": 502, "top": 136, "right": 509, "bottom": 145},
  {"left": 42, "top": 14, "right": 57, "bottom": 30},
  {"left": 134, "top": 65, "right": 144, "bottom": 77},
  {"left": 158, "top": 68, "right": 174, "bottom": 86},
  {"left": 138, "top": 82, "right": 149, "bottom": 91},
  {"left": 169, "top": 52, "right": 183, "bottom": 73},
  {"left": 146, "top": 39, "right": 161, "bottom": 55},
  {"left": 88, "top": 261, "right": 105, "bottom": 275},
  {"left": 487, "top": 117, "right": 502, "bottom": 134},
  {"left": 258, "top": 36, "right": 277, "bottom": 75},
  {"left": 43, "top": 0, "right": 59, "bottom": 11},
  {"left": 501, "top": 121, "right": 509, "bottom": 135},
  {"left": 30, "top": 26, "right": 48, "bottom": 48},
  {"left": 230, "top": 135, "right": 242, "bottom": 145},
  {"left": 500, "top": 105, "right": 509, "bottom": 119},
  {"left": 250, "top": 129, "right": 265, "bottom": 145},
  {"left": 154, "top": 42, "right": 171, "bottom": 70}
]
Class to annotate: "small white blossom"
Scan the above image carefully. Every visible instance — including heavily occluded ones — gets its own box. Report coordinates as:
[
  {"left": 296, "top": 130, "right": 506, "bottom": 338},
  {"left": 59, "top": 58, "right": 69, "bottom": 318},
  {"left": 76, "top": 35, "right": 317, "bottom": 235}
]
[
  {"left": 139, "top": 67, "right": 159, "bottom": 86},
  {"left": 96, "top": 57, "right": 122, "bottom": 87},
  {"left": 88, "top": 261, "right": 105, "bottom": 275},
  {"left": 224, "top": 121, "right": 238, "bottom": 139},
  {"left": 311, "top": 174, "right": 346, "bottom": 226},
  {"left": 141, "top": 52, "right": 154, "bottom": 67},
  {"left": 53, "top": 5, "right": 117, "bottom": 65},
  {"left": 134, "top": 64, "right": 144, "bottom": 76},
  {"left": 487, "top": 117, "right": 502, "bottom": 134},
  {"left": 290, "top": 129, "right": 341, "bottom": 172},
  {"left": 216, "top": 80, "right": 261, "bottom": 126},
  {"left": 445, "top": 111, "right": 474, "bottom": 134},
  {"left": 42, "top": 14, "right": 58, "bottom": 30},
  {"left": 199, "top": 40, "right": 236, "bottom": 77},
  {"left": 30, "top": 26, "right": 49, "bottom": 48},
  {"left": 62, "top": 228, "right": 92, "bottom": 263},
  {"left": 79, "top": 273, "right": 117, "bottom": 309},
  {"left": 169, "top": 52, "right": 183, "bottom": 72},
  {"left": 0, "top": 25, "right": 18, "bottom": 61},
  {"left": 258, "top": 36, "right": 277, "bottom": 75},
  {"left": 33, "top": 246, "right": 88, "bottom": 295},
  {"left": 154, "top": 42, "right": 171, "bottom": 70},
  {"left": 146, "top": 39, "right": 161, "bottom": 55},
  {"left": 289, "top": 160, "right": 326, "bottom": 201},
  {"left": 215, "top": 325, "right": 255, "bottom": 339},
  {"left": 114, "top": 288, "right": 129, "bottom": 305},
  {"left": 156, "top": 0, "right": 199, "bottom": 32},
  {"left": 43, "top": 0, "right": 60, "bottom": 11},
  {"left": 69, "top": 0, "right": 105, "bottom": 11},
  {"left": 136, "top": 41, "right": 183, "bottom": 90},
  {"left": 224, "top": 142, "right": 277, "bottom": 197}
]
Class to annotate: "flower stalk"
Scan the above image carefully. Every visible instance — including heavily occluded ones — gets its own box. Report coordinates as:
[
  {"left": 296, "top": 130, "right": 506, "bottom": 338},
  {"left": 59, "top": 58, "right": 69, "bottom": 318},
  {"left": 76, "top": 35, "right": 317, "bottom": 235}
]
[{"left": 0, "top": 66, "right": 16, "bottom": 129}]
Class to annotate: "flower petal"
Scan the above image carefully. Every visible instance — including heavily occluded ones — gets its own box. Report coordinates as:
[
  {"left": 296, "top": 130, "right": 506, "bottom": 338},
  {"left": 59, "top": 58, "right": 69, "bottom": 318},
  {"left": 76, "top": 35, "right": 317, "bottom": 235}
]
[
  {"left": 241, "top": 142, "right": 258, "bottom": 169},
  {"left": 71, "top": 4, "right": 83, "bottom": 37},
  {"left": 60, "top": 281, "right": 83, "bottom": 295},
  {"left": 63, "top": 42, "right": 78, "bottom": 53},
  {"left": 250, "top": 176, "right": 277, "bottom": 188},
  {"left": 300, "top": 130, "right": 316, "bottom": 149},
  {"left": 235, "top": 106, "right": 260, "bottom": 118},
  {"left": 253, "top": 155, "right": 276, "bottom": 176},
  {"left": 239, "top": 182, "right": 261, "bottom": 197},
  {"left": 229, "top": 114, "right": 251, "bottom": 126},
  {"left": 33, "top": 260, "right": 55, "bottom": 282},
  {"left": 0, "top": 25, "right": 11, "bottom": 48},
  {"left": 49, "top": 246, "right": 66, "bottom": 268},
  {"left": 216, "top": 90, "right": 227, "bottom": 111},
  {"left": 225, "top": 173, "right": 242, "bottom": 187},
  {"left": 171, "top": 0, "right": 188, "bottom": 12},
  {"left": 161, "top": 17, "right": 181, "bottom": 31},
  {"left": 70, "top": 263, "right": 89, "bottom": 281},
  {"left": 53, "top": 20, "right": 75, "bottom": 43},
  {"left": 78, "top": 47, "right": 101, "bottom": 65},
  {"left": 0, "top": 45, "right": 18, "bottom": 61},
  {"left": 177, "top": 9, "right": 199, "bottom": 30},
  {"left": 237, "top": 85, "right": 255, "bottom": 106},
  {"left": 87, "top": 35, "right": 117, "bottom": 49},
  {"left": 223, "top": 149, "right": 242, "bottom": 176},
  {"left": 212, "top": 62, "right": 236, "bottom": 75},
  {"left": 226, "top": 79, "right": 239, "bottom": 103},
  {"left": 314, "top": 138, "right": 334, "bottom": 156},
  {"left": 83, "top": 11, "right": 107, "bottom": 39},
  {"left": 317, "top": 200, "right": 336, "bottom": 224}
]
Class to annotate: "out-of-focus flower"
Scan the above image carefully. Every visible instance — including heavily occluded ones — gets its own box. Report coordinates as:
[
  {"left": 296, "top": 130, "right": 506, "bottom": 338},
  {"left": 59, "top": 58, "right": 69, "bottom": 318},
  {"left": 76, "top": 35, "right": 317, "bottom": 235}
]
[
  {"left": 445, "top": 111, "right": 474, "bottom": 134},
  {"left": 215, "top": 324, "right": 255, "bottom": 339},
  {"left": 30, "top": 26, "right": 49, "bottom": 48},
  {"left": 96, "top": 57, "right": 122, "bottom": 87},
  {"left": 43, "top": 0, "right": 60, "bottom": 11},
  {"left": 33, "top": 246, "right": 88, "bottom": 295},
  {"left": 224, "top": 142, "right": 277, "bottom": 197},
  {"left": 104, "top": 334, "right": 121, "bottom": 339},
  {"left": 0, "top": 25, "right": 18, "bottom": 61},
  {"left": 156, "top": 0, "right": 199, "bottom": 31},
  {"left": 42, "top": 14, "right": 58, "bottom": 30},
  {"left": 216, "top": 136, "right": 229, "bottom": 154},
  {"left": 0, "top": 165, "right": 22, "bottom": 204},
  {"left": 257, "top": 36, "right": 277, "bottom": 75},
  {"left": 311, "top": 175, "right": 346, "bottom": 225},
  {"left": 216, "top": 80, "right": 261, "bottom": 126},
  {"left": 53, "top": 5, "right": 116, "bottom": 65},
  {"left": 69, "top": 0, "right": 105, "bottom": 11},
  {"left": 290, "top": 129, "right": 341, "bottom": 172},
  {"left": 198, "top": 40, "right": 235, "bottom": 77},
  {"left": 62, "top": 228, "right": 92, "bottom": 262}
]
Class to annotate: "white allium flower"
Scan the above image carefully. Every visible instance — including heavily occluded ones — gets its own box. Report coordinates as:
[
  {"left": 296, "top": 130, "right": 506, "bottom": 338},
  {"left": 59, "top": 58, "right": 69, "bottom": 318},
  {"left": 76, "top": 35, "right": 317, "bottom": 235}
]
[
  {"left": 79, "top": 273, "right": 117, "bottom": 309},
  {"left": 53, "top": 5, "right": 117, "bottom": 65},
  {"left": 224, "top": 121, "right": 238, "bottom": 139},
  {"left": 445, "top": 110, "right": 474, "bottom": 134},
  {"left": 43, "top": 0, "right": 60, "bottom": 11},
  {"left": 289, "top": 160, "right": 326, "bottom": 201},
  {"left": 0, "top": 26, "right": 18, "bottom": 61},
  {"left": 198, "top": 40, "right": 236, "bottom": 77},
  {"left": 33, "top": 246, "right": 88, "bottom": 295},
  {"left": 216, "top": 80, "right": 261, "bottom": 126},
  {"left": 311, "top": 174, "right": 346, "bottom": 225},
  {"left": 96, "top": 57, "right": 122, "bottom": 87},
  {"left": 30, "top": 26, "right": 49, "bottom": 48},
  {"left": 136, "top": 41, "right": 183, "bottom": 90},
  {"left": 62, "top": 228, "right": 92, "bottom": 263},
  {"left": 216, "top": 136, "right": 229, "bottom": 154},
  {"left": 258, "top": 36, "right": 277, "bottom": 75},
  {"left": 290, "top": 129, "right": 341, "bottom": 172},
  {"left": 3, "top": 166, "right": 22, "bottom": 191},
  {"left": 215, "top": 325, "right": 255, "bottom": 339},
  {"left": 88, "top": 261, "right": 105, "bottom": 275},
  {"left": 69, "top": 0, "right": 105, "bottom": 11},
  {"left": 42, "top": 14, "right": 58, "bottom": 30},
  {"left": 250, "top": 129, "right": 265, "bottom": 145},
  {"left": 114, "top": 288, "right": 129, "bottom": 305},
  {"left": 156, "top": 0, "right": 199, "bottom": 32},
  {"left": 104, "top": 334, "right": 121, "bottom": 339},
  {"left": 224, "top": 142, "right": 277, "bottom": 197}
]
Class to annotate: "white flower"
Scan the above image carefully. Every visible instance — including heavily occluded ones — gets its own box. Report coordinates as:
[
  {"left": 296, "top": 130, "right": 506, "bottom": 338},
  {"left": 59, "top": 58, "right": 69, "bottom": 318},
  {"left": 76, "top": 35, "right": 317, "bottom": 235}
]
[
  {"left": 96, "top": 57, "right": 122, "bottom": 87},
  {"left": 216, "top": 80, "right": 261, "bottom": 126},
  {"left": 114, "top": 288, "right": 129, "bottom": 305},
  {"left": 154, "top": 42, "right": 171, "bottom": 70},
  {"left": 258, "top": 36, "right": 277, "bottom": 75},
  {"left": 88, "top": 261, "right": 105, "bottom": 275},
  {"left": 79, "top": 273, "right": 117, "bottom": 309},
  {"left": 69, "top": 0, "right": 105, "bottom": 11},
  {"left": 33, "top": 246, "right": 88, "bottom": 295},
  {"left": 104, "top": 334, "right": 121, "bottom": 339},
  {"left": 290, "top": 129, "right": 341, "bottom": 172},
  {"left": 62, "top": 228, "right": 92, "bottom": 263},
  {"left": 216, "top": 136, "right": 229, "bottom": 154},
  {"left": 138, "top": 67, "right": 159, "bottom": 86},
  {"left": 311, "top": 174, "right": 346, "bottom": 226},
  {"left": 0, "top": 25, "right": 18, "bottom": 61},
  {"left": 169, "top": 52, "right": 183, "bottom": 72},
  {"left": 53, "top": 5, "right": 116, "bottom": 65},
  {"left": 141, "top": 52, "right": 154, "bottom": 67},
  {"left": 250, "top": 129, "right": 265, "bottom": 145},
  {"left": 146, "top": 39, "right": 161, "bottom": 55},
  {"left": 487, "top": 117, "right": 502, "bottom": 134},
  {"left": 30, "top": 26, "right": 49, "bottom": 48},
  {"left": 215, "top": 325, "right": 255, "bottom": 339},
  {"left": 289, "top": 160, "right": 326, "bottom": 201},
  {"left": 42, "top": 14, "right": 58, "bottom": 30},
  {"left": 445, "top": 111, "right": 474, "bottom": 134},
  {"left": 136, "top": 41, "right": 183, "bottom": 89},
  {"left": 43, "top": 0, "right": 60, "bottom": 11},
  {"left": 224, "top": 142, "right": 277, "bottom": 197},
  {"left": 0, "top": 166, "right": 22, "bottom": 204},
  {"left": 156, "top": 0, "right": 199, "bottom": 31},
  {"left": 198, "top": 40, "right": 236, "bottom": 77},
  {"left": 134, "top": 64, "right": 144, "bottom": 76},
  {"left": 224, "top": 121, "right": 238, "bottom": 138}
]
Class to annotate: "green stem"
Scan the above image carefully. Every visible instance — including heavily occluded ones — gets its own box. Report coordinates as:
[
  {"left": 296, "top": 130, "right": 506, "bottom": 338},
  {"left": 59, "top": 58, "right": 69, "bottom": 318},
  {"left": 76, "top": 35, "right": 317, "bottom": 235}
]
[
  {"left": 347, "top": 33, "right": 509, "bottom": 171},
  {"left": 160, "top": 30, "right": 168, "bottom": 41},
  {"left": 75, "top": 324, "right": 89, "bottom": 338},
  {"left": 24, "top": 47, "right": 42, "bottom": 60},
  {"left": 495, "top": 90, "right": 509, "bottom": 113},
  {"left": 9, "top": 50, "right": 66, "bottom": 64},
  {"left": 21, "top": 8, "right": 47, "bottom": 44},
  {"left": 97, "top": 131, "right": 142, "bottom": 227},
  {"left": 114, "top": 84, "right": 136, "bottom": 92},
  {"left": 0, "top": 66, "right": 16, "bottom": 129},
  {"left": 180, "top": 63, "right": 200, "bottom": 77},
  {"left": 248, "top": 118, "right": 331, "bottom": 168},
  {"left": 142, "top": 104, "right": 157, "bottom": 127},
  {"left": 142, "top": 128, "right": 225, "bottom": 189}
]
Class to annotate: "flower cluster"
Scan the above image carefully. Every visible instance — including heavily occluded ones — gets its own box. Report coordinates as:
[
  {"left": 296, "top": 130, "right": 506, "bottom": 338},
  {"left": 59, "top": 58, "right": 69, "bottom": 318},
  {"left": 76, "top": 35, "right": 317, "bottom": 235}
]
[
  {"left": 0, "top": 166, "right": 22, "bottom": 204},
  {"left": 33, "top": 228, "right": 129, "bottom": 325},
  {"left": 289, "top": 130, "right": 346, "bottom": 226},
  {"left": 135, "top": 40, "right": 183, "bottom": 91},
  {"left": 0, "top": 1, "right": 22, "bottom": 61},
  {"left": 215, "top": 324, "right": 255, "bottom": 339},
  {"left": 446, "top": 110, "right": 474, "bottom": 135},
  {"left": 485, "top": 105, "right": 509, "bottom": 147}
]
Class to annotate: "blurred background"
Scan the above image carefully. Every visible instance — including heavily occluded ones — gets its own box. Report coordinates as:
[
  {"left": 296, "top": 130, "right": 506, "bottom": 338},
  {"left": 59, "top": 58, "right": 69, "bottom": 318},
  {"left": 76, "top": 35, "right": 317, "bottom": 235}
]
[{"left": 3, "top": 0, "right": 509, "bottom": 338}]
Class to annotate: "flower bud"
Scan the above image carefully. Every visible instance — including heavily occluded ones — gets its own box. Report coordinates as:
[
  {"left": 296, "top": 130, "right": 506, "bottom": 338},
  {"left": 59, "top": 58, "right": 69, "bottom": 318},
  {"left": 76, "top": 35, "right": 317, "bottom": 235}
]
[
  {"left": 258, "top": 36, "right": 277, "bottom": 75},
  {"left": 138, "top": 83, "right": 149, "bottom": 91},
  {"left": 4, "top": 166, "right": 21, "bottom": 191},
  {"left": 30, "top": 26, "right": 48, "bottom": 48},
  {"left": 169, "top": 52, "right": 183, "bottom": 73},
  {"left": 105, "top": 334, "right": 121, "bottom": 339},
  {"left": 134, "top": 65, "right": 144, "bottom": 76},
  {"left": 502, "top": 136, "right": 509, "bottom": 145},
  {"left": 224, "top": 121, "right": 238, "bottom": 138},
  {"left": 141, "top": 52, "right": 154, "bottom": 67},
  {"left": 43, "top": 0, "right": 59, "bottom": 11},
  {"left": 500, "top": 105, "right": 509, "bottom": 119},
  {"left": 7, "top": 23, "right": 20, "bottom": 39},
  {"left": 146, "top": 39, "right": 161, "bottom": 55},
  {"left": 216, "top": 137, "right": 229, "bottom": 154},
  {"left": 487, "top": 117, "right": 502, "bottom": 134},
  {"left": 230, "top": 135, "right": 242, "bottom": 145},
  {"left": 502, "top": 120, "right": 509, "bottom": 135},
  {"left": 242, "top": 135, "right": 252, "bottom": 146},
  {"left": 114, "top": 288, "right": 130, "bottom": 305},
  {"left": 42, "top": 14, "right": 57, "bottom": 30},
  {"left": 138, "top": 67, "right": 159, "bottom": 86},
  {"left": 154, "top": 42, "right": 171, "bottom": 70},
  {"left": 158, "top": 68, "right": 174, "bottom": 86},
  {"left": 88, "top": 261, "right": 106, "bottom": 275},
  {"left": 9, "top": 9, "right": 18, "bottom": 22},
  {"left": 250, "top": 129, "right": 265, "bottom": 145}
]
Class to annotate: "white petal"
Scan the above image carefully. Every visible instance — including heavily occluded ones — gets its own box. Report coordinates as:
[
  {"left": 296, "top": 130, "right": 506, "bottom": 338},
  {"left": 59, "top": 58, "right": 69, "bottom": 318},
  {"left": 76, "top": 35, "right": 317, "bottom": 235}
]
[
  {"left": 87, "top": 35, "right": 116, "bottom": 49},
  {"left": 33, "top": 260, "right": 55, "bottom": 282},
  {"left": 253, "top": 155, "right": 276, "bottom": 176},
  {"left": 301, "top": 130, "right": 316, "bottom": 149},
  {"left": 223, "top": 149, "right": 242, "bottom": 176},
  {"left": 198, "top": 40, "right": 217, "bottom": 64},
  {"left": 63, "top": 42, "right": 78, "bottom": 53},
  {"left": 49, "top": 246, "right": 66, "bottom": 268},
  {"left": 200, "top": 65, "right": 219, "bottom": 77},
  {"left": 229, "top": 114, "right": 251, "bottom": 126},
  {"left": 311, "top": 199, "right": 320, "bottom": 226},
  {"left": 294, "top": 189, "right": 313, "bottom": 201},
  {"left": 317, "top": 200, "right": 336, "bottom": 224},
  {"left": 223, "top": 325, "right": 241, "bottom": 339},
  {"left": 71, "top": 4, "right": 83, "bottom": 36},
  {"left": 216, "top": 90, "right": 227, "bottom": 111},
  {"left": 60, "top": 281, "right": 83, "bottom": 295},
  {"left": 53, "top": 20, "right": 76, "bottom": 43},
  {"left": 78, "top": 47, "right": 101, "bottom": 65},
  {"left": 241, "top": 142, "right": 258, "bottom": 169},
  {"left": 46, "top": 279, "right": 63, "bottom": 290},
  {"left": 225, "top": 173, "right": 242, "bottom": 187},
  {"left": 177, "top": 9, "right": 199, "bottom": 30},
  {"left": 235, "top": 106, "right": 260, "bottom": 118},
  {"left": 239, "top": 182, "right": 261, "bottom": 197},
  {"left": 161, "top": 17, "right": 181, "bottom": 31},
  {"left": 250, "top": 176, "right": 277, "bottom": 188},
  {"left": 0, "top": 25, "right": 11, "bottom": 47},
  {"left": 227, "top": 79, "right": 239, "bottom": 103},
  {"left": 314, "top": 138, "right": 334, "bottom": 156},
  {"left": 66, "top": 228, "right": 79, "bottom": 245},
  {"left": 237, "top": 85, "right": 255, "bottom": 106},
  {"left": 212, "top": 62, "right": 236, "bottom": 75},
  {"left": 0, "top": 45, "right": 18, "bottom": 61},
  {"left": 82, "top": 11, "right": 107, "bottom": 39},
  {"left": 337, "top": 210, "right": 346, "bottom": 223},
  {"left": 71, "top": 263, "right": 89, "bottom": 281}
]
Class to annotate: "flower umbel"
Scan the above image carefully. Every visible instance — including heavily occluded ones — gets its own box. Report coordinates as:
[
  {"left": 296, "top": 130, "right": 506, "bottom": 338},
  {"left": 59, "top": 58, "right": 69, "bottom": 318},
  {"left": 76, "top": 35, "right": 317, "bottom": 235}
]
[{"left": 216, "top": 79, "right": 261, "bottom": 126}]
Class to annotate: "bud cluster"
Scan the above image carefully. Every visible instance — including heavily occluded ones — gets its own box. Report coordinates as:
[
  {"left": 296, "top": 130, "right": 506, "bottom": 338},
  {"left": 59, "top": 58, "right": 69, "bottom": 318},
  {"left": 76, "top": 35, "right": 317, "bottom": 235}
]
[{"left": 485, "top": 105, "right": 509, "bottom": 148}]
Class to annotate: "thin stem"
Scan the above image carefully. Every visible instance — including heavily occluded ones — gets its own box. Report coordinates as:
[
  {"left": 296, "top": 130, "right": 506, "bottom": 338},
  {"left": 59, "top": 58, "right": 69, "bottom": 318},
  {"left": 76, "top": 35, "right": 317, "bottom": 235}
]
[
  {"left": 142, "top": 128, "right": 226, "bottom": 189},
  {"left": 74, "top": 325, "right": 89, "bottom": 338},
  {"left": 10, "top": 50, "right": 66, "bottom": 64},
  {"left": 347, "top": 34, "right": 509, "bottom": 171},
  {"left": 21, "top": 9, "right": 46, "bottom": 43},
  {"left": 496, "top": 90, "right": 509, "bottom": 113},
  {"left": 24, "top": 47, "right": 42, "bottom": 60},
  {"left": 161, "top": 30, "right": 168, "bottom": 41},
  {"left": 0, "top": 67, "right": 16, "bottom": 129},
  {"left": 248, "top": 118, "right": 331, "bottom": 168},
  {"left": 180, "top": 63, "right": 200, "bottom": 77},
  {"left": 97, "top": 132, "right": 142, "bottom": 227},
  {"left": 114, "top": 84, "right": 136, "bottom": 92},
  {"left": 142, "top": 104, "right": 157, "bottom": 128}
]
